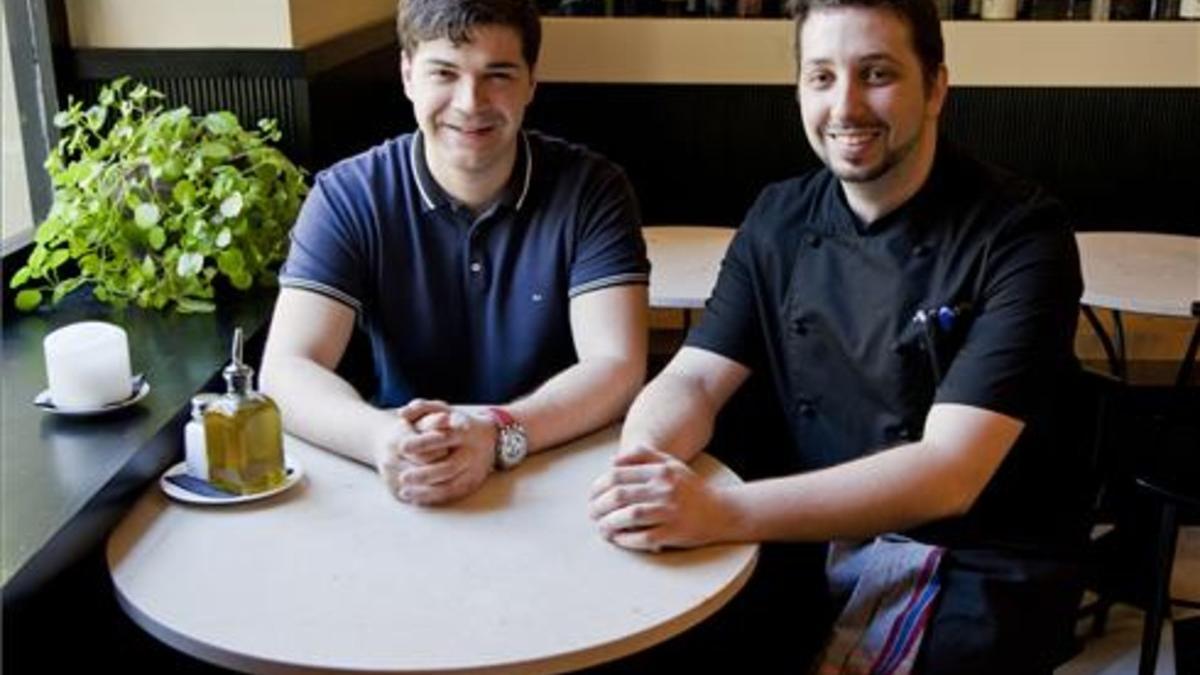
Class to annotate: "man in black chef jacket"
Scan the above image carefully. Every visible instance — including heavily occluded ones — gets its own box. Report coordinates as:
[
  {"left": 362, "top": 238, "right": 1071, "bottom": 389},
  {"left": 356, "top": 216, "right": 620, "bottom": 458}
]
[{"left": 587, "top": 0, "right": 1088, "bottom": 671}]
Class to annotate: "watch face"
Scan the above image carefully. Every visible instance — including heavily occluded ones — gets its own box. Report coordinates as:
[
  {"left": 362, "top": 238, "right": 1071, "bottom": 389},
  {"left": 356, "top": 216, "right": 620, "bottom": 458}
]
[{"left": 497, "top": 427, "right": 528, "bottom": 468}]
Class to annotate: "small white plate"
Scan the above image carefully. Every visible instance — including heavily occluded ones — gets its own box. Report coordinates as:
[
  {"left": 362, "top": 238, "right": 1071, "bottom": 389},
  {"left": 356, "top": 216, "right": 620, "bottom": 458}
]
[
  {"left": 160, "top": 455, "right": 304, "bottom": 506},
  {"left": 34, "top": 374, "right": 150, "bottom": 416}
]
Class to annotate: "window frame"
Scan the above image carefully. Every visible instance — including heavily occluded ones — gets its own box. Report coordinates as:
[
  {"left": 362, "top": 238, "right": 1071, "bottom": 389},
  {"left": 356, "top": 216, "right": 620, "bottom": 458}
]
[{"left": 2, "top": 0, "right": 67, "bottom": 257}]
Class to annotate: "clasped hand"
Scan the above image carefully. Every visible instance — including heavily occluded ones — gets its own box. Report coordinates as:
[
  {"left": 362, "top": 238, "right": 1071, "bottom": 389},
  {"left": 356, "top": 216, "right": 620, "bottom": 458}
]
[
  {"left": 588, "top": 446, "right": 736, "bottom": 553},
  {"left": 373, "top": 399, "right": 496, "bottom": 505}
]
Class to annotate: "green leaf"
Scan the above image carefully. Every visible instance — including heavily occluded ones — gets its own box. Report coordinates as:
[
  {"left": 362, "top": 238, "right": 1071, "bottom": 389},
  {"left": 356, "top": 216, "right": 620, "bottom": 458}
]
[
  {"left": 147, "top": 227, "right": 166, "bottom": 251},
  {"left": 199, "top": 142, "right": 232, "bottom": 160},
  {"left": 230, "top": 270, "right": 253, "bottom": 290},
  {"left": 48, "top": 249, "right": 71, "bottom": 269},
  {"left": 176, "top": 251, "right": 204, "bottom": 278},
  {"left": 160, "top": 157, "right": 183, "bottom": 181},
  {"left": 134, "top": 203, "right": 161, "bottom": 228},
  {"left": 15, "top": 290, "right": 42, "bottom": 311},
  {"left": 217, "top": 249, "right": 244, "bottom": 276},
  {"left": 79, "top": 254, "right": 101, "bottom": 275},
  {"left": 85, "top": 105, "right": 107, "bottom": 130},
  {"left": 52, "top": 278, "right": 85, "bottom": 304},
  {"left": 203, "top": 111, "right": 240, "bottom": 136},
  {"left": 10, "top": 266, "right": 32, "bottom": 288},
  {"left": 172, "top": 180, "right": 196, "bottom": 206},
  {"left": 176, "top": 297, "right": 216, "bottom": 313},
  {"left": 35, "top": 216, "right": 64, "bottom": 244},
  {"left": 219, "top": 192, "right": 243, "bottom": 219}
]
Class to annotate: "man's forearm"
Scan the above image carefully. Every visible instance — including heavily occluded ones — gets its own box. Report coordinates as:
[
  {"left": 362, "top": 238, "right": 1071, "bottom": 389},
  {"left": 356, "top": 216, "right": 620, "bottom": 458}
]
[
  {"left": 504, "top": 355, "right": 644, "bottom": 453},
  {"left": 619, "top": 370, "right": 720, "bottom": 463},
  {"left": 260, "top": 356, "right": 396, "bottom": 466},
  {"left": 720, "top": 439, "right": 983, "bottom": 544}
]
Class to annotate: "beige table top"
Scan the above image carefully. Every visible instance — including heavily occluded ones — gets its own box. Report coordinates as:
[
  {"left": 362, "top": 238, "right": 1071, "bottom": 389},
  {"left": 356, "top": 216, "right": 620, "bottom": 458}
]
[
  {"left": 108, "top": 427, "right": 758, "bottom": 674},
  {"left": 644, "top": 226, "right": 736, "bottom": 309},
  {"left": 1076, "top": 232, "right": 1199, "bottom": 318}
]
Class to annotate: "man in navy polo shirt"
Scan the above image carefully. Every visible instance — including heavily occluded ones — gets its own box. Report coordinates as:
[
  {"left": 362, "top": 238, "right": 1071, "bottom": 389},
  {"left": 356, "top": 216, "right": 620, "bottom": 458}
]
[
  {"left": 261, "top": 0, "right": 649, "bottom": 506},
  {"left": 589, "top": 0, "right": 1087, "bottom": 671}
]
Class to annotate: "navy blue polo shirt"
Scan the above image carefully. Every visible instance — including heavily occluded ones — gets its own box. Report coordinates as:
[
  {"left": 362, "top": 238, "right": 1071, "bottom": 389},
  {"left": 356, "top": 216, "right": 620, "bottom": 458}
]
[
  {"left": 688, "top": 141, "right": 1085, "bottom": 553},
  {"left": 279, "top": 130, "right": 649, "bottom": 406}
]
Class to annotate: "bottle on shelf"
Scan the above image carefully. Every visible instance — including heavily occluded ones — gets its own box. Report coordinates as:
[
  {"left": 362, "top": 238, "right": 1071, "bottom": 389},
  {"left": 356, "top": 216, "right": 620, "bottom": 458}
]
[
  {"left": 953, "top": 0, "right": 984, "bottom": 19},
  {"left": 1109, "top": 0, "right": 1151, "bottom": 18},
  {"left": 1030, "top": 0, "right": 1071, "bottom": 18}
]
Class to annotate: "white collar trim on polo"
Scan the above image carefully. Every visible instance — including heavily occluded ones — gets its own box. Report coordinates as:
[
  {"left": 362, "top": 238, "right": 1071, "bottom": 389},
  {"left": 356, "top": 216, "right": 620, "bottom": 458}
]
[{"left": 410, "top": 130, "right": 533, "bottom": 213}]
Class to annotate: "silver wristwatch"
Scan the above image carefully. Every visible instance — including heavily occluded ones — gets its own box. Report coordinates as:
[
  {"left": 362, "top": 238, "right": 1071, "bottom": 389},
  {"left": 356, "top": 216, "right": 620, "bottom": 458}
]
[{"left": 487, "top": 407, "right": 528, "bottom": 470}]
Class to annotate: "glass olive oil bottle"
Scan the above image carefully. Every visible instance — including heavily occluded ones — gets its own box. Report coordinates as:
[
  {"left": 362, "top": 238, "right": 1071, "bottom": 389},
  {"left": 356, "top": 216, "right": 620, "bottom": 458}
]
[{"left": 204, "top": 327, "right": 285, "bottom": 494}]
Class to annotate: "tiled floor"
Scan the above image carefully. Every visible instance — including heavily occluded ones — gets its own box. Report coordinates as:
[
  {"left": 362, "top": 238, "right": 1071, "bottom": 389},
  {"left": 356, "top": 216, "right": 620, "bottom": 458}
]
[{"left": 1059, "top": 527, "right": 1200, "bottom": 675}]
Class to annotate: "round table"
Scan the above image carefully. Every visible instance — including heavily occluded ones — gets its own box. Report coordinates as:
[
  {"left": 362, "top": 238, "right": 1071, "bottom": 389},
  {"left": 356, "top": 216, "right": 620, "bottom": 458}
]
[
  {"left": 108, "top": 427, "right": 758, "bottom": 674},
  {"left": 1075, "top": 232, "right": 1199, "bottom": 384},
  {"left": 643, "top": 226, "right": 736, "bottom": 310}
]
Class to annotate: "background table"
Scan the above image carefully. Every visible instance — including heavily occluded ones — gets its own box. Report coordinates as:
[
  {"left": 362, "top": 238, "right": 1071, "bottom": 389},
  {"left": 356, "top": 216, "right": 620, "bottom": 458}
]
[
  {"left": 108, "top": 427, "right": 758, "bottom": 674},
  {"left": 643, "top": 226, "right": 735, "bottom": 311},
  {"left": 1075, "top": 232, "right": 1198, "bottom": 384},
  {"left": 1074, "top": 231, "right": 1199, "bottom": 672}
]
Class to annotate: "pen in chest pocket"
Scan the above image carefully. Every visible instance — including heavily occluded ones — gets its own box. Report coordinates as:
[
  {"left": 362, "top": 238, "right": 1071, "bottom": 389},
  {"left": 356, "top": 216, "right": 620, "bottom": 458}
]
[{"left": 911, "top": 302, "right": 972, "bottom": 385}]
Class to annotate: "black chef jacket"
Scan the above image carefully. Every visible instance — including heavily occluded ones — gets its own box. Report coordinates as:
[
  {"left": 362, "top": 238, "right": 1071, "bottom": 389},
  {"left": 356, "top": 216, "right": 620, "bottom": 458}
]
[{"left": 687, "top": 142, "right": 1089, "bottom": 671}]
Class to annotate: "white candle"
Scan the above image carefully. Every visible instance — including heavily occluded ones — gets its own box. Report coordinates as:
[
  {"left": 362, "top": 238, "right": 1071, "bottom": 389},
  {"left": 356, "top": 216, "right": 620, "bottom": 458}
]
[{"left": 43, "top": 322, "right": 132, "bottom": 409}]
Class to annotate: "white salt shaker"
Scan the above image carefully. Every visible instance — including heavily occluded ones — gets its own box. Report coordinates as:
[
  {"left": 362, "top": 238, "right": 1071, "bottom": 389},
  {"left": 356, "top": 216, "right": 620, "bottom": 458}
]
[{"left": 185, "top": 393, "right": 220, "bottom": 479}]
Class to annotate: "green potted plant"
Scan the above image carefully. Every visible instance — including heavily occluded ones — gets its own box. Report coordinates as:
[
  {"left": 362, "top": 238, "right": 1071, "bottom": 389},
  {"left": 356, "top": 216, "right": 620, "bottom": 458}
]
[{"left": 10, "top": 77, "right": 309, "bottom": 313}]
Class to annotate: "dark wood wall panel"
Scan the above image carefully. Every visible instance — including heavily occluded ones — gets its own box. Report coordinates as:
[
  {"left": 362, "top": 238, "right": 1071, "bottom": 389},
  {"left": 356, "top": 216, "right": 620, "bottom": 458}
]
[
  {"left": 529, "top": 84, "right": 1200, "bottom": 232},
  {"left": 941, "top": 87, "right": 1200, "bottom": 233}
]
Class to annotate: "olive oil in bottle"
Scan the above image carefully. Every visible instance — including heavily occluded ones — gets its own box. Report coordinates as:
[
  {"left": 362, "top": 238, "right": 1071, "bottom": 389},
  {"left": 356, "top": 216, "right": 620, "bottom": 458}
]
[{"left": 204, "top": 327, "right": 285, "bottom": 494}]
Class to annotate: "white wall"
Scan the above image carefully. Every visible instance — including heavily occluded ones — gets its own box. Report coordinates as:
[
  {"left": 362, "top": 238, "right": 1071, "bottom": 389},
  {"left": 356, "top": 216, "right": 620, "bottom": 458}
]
[
  {"left": 66, "top": 0, "right": 293, "bottom": 49},
  {"left": 288, "top": 0, "right": 395, "bottom": 48},
  {"left": 64, "top": 0, "right": 395, "bottom": 49}
]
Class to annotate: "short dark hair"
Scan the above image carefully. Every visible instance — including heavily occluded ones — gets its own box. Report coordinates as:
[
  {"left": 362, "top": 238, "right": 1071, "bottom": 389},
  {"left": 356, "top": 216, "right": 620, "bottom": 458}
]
[
  {"left": 786, "top": 0, "right": 944, "bottom": 93},
  {"left": 397, "top": 0, "right": 542, "bottom": 69}
]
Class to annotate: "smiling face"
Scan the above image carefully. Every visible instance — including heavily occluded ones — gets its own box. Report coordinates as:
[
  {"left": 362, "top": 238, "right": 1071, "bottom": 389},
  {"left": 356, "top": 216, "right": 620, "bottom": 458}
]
[
  {"left": 401, "top": 24, "right": 536, "bottom": 186},
  {"left": 797, "top": 6, "right": 946, "bottom": 186}
]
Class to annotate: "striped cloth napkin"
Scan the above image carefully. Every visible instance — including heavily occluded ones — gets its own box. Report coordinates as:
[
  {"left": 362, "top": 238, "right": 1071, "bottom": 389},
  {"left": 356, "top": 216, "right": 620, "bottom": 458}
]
[{"left": 815, "top": 534, "right": 946, "bottom": 675}]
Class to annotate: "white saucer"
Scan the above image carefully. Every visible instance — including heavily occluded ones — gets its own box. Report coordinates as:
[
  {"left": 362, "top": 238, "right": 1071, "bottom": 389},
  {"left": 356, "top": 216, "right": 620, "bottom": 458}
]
[
  {"left": 34, "top": 374, "right": 150, "bottom": 416},
  {"left": 160, "top": 455, "right": 304, "bottom": 505}
]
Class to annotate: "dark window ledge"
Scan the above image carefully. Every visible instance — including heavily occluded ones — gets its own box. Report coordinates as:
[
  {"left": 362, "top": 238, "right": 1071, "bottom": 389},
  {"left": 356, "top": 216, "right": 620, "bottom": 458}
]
[{"left": 1, "top": 285, "right": 276, "bottom": 604}]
